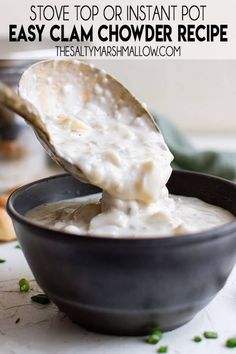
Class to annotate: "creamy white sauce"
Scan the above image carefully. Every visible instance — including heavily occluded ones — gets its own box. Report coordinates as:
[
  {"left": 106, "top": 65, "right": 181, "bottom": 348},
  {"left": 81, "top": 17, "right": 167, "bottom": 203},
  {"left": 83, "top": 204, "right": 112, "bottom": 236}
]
[
  {"left": 47, "top": 109, "right": 172, "bottom": 204},
  {"left": 21, "top": 63, "right": 173, "bottom": 204},
  {"left": 21, "top": 61, "right": 235, "bottom": 237},
  {"left": 26, "top": 193, "right": 235, "bottom": 237}
]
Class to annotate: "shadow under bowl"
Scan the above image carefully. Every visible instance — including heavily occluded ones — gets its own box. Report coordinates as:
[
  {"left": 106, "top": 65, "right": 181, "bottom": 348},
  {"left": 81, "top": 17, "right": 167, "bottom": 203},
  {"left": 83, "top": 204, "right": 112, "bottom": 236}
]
[{"left": 7, "top": 170, "right": 236, "bottom": 335}]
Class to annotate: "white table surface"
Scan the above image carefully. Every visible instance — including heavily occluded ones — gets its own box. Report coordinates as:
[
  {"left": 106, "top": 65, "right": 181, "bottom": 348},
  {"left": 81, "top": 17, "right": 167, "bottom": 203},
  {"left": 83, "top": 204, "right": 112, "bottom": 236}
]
[
  {"left": 1, "top": 241, "right": 236, "bottom": 354},
  {"left": 0, "top": 133, "right": 236, "bottom": 354}
]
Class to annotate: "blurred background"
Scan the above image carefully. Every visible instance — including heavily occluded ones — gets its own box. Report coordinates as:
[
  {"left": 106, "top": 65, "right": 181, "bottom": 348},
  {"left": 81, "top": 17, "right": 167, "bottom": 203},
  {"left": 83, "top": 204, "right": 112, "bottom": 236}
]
[{"left": 94, "top": 60, "right": 236, "bottom": 134}]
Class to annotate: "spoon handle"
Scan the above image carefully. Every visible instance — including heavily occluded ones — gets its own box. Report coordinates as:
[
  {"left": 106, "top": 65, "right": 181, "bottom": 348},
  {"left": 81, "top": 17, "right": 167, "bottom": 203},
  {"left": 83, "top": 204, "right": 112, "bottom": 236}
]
[{"left": 0, "top": 80, "right": 47, "bottom": 136}]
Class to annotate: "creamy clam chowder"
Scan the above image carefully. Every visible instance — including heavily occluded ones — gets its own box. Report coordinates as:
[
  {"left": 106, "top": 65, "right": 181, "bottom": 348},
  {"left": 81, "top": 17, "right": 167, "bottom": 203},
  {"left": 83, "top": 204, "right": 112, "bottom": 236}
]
[
  {"left": 24, "top": 63, "right": 235, "bottom": 237},
  {"left": 27, "top": 193, "right": 234, "bottom": 237}
]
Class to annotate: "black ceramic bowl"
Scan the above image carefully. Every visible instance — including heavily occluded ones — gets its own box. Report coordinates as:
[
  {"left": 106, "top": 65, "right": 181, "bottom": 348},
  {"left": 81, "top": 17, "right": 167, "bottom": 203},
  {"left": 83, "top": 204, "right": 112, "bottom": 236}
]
[{"left": 7, "top": 171, "right": 236, "bottom": 335}]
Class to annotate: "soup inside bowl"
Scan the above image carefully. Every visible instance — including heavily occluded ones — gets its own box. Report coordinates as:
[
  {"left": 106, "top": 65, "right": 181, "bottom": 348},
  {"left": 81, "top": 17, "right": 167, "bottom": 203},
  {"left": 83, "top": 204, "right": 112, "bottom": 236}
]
[{"left": 7, "top": 170, "right": 236, "bottom": 335}]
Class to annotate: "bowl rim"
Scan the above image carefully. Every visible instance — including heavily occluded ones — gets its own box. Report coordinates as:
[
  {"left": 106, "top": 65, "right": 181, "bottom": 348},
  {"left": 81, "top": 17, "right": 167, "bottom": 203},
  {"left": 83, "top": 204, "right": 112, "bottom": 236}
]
[{"left": 7, "top": 170, "right": 236, "bottom": 245}]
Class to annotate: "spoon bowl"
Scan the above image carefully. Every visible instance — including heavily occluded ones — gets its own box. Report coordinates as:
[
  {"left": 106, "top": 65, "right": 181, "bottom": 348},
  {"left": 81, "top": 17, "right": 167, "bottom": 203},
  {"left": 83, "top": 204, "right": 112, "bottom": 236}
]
[{"left": 18, "top": 59, "right": 159, "bottom": 184}]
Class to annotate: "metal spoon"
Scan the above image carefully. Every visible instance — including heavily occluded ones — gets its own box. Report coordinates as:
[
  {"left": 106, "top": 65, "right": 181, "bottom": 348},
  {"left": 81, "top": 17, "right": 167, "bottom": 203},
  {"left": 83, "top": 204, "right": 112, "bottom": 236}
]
[{"left": 0, "top": 60, "right": 159, "bottom": 184}]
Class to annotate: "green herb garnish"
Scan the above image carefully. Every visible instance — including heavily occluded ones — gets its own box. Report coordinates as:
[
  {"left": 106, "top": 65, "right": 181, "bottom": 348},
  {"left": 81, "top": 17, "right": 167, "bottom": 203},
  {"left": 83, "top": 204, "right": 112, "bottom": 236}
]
[
  {"left": 145, "top": 329, "right": 163, "bottom": 344},
  {"left": 204, "top": 331, "right": 218, "bottom": 339},
  {"left": 0, "top": 259, "right": 6, "bottom": 263},
  {"left": 157, "top": 345, "right": 168, "bottom": 353},
  {"left": 226, "top": 338, "right": 236, "bottom": 348},
  {"left": 193, "top": 336, "right": 202, "bottom": 343},
  {"left": 15, "top": 244, "right": 21, "bottom": 249},
  {"left": 18, "top": 278, "right": 30, "bottom": 292},
  {"left": 146, "top": 337, "right": 159, "bottom": 344},
  {"left": 31, "top": 293, "right": 50, "bottom": 305}
]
